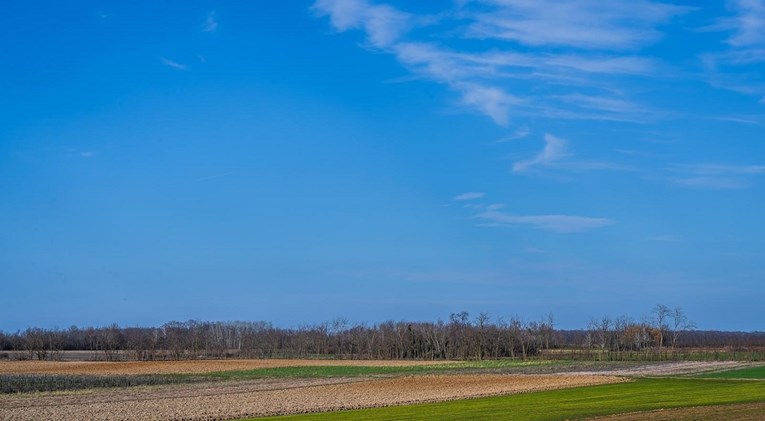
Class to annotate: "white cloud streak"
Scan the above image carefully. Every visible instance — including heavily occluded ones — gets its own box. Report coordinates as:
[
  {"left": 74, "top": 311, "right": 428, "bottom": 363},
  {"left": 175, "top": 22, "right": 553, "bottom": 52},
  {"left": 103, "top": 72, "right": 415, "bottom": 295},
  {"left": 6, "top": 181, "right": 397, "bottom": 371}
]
[
  {"left": 701, "top": 1, "right": 765, "bottom": 97},
  {"left": 555, "top": 94, "right": 648, "bottom": 115},
  {"left": 726, "top": 0, "right": 765, "bottom": 47},
  {"left": 161, "top": 57, "right": 188, "bottom": 70},
  {"left": 455, "top": 83, "right": 519, "bottom": 125},
  {"left": 512, "top": 133, "right": 567, "bottom": 172},
  {"left": 476, "top": 208, "right": 614, "bottom": 233},
  {"left": 666, "top": 162, "right": 765, "bottom": 189},
  {"left": 669, "top": 177, "right": 748, "bottom": 189},
  {"left": 464, "top": 0, "right": 689, "bottom": 50},
  {"left": 496, "top": 126, "right": 530, "bottom": 142},
  {"left": 674, "top": 163, "right": 765, "bottom": 175},
  {"left": 202, "top": 11, "right": 218, "bottom": 33},
  {"left": 312, "top": 0, "right": 411, "bottom": 48},
  {"left": 454, "top": 192, "right": 485, "bottom": 201},
  {"left": 510, "top": 133, "right": 636, "bottom": 174},
  {"left": 313, "top": 0, "right": 681, "bottom": 125}
]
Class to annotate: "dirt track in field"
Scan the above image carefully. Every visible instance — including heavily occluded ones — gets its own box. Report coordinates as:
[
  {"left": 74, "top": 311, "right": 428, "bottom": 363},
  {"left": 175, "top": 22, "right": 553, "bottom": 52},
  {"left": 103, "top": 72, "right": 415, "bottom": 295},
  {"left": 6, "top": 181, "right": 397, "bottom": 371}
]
[
  {"left": 0, "top": 374, "right": 625, "bottom": 421},
  {"left": 0, "top": 359, "right": 451, "bottom": 376}
]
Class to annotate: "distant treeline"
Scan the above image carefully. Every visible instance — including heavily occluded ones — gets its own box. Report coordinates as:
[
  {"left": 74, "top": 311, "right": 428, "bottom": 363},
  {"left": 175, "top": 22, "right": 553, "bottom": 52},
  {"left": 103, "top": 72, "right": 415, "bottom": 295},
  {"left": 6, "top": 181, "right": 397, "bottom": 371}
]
[{"left": 1, "top": 305, "right": 763, "bottom": 361}]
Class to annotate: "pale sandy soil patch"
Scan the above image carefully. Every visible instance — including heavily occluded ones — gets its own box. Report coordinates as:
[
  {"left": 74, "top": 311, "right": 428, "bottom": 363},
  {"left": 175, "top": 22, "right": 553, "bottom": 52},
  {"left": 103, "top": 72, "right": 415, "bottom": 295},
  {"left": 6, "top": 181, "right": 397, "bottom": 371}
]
[
  {"left": 566, "top": 361, "right": 754, "bottom": 377},
  {"left": 0, "top": 374, "right": 625, "bottom": 421},
  {"left": 0, "top": 359, "right": 451, "bottom": 376},
  {"left": 590, "top": 401, "right": 765, "bottom": 420}
]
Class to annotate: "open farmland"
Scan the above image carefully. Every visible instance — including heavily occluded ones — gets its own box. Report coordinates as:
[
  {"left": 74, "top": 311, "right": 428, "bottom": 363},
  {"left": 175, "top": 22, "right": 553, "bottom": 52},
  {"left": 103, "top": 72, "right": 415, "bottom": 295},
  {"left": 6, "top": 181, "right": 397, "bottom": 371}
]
[
  {"left": 2, "top": 359, "right": 762, "bottom": 420},
  {"left": 254, "top": 377, "right": 765, "bottom": 421},
  {"left": 0, "top": 372, "right": 623, "bottom": 421},
  {"left": 7, "top": 0, "right": 765, "bottom": 419}
]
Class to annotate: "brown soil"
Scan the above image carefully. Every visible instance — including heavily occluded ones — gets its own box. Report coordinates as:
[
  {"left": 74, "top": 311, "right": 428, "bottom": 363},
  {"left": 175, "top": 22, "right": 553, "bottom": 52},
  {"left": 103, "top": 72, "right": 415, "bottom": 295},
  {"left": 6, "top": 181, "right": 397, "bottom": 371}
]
[
  {"left": 590, "top": 402, "right": 765, "bottom": 420},
  {"left": 0, "top": 359, "right": 451, "bottom": 376},
  {"left": 0, "top": 374, "right": 625, "bottom": 421}
]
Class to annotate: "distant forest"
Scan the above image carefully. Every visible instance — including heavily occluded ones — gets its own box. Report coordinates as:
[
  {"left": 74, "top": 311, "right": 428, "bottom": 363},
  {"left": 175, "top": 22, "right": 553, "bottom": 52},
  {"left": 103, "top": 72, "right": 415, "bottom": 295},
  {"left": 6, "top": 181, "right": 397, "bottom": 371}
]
[{"left": 2, "top": 305, "right": 764, "bottom": 361}]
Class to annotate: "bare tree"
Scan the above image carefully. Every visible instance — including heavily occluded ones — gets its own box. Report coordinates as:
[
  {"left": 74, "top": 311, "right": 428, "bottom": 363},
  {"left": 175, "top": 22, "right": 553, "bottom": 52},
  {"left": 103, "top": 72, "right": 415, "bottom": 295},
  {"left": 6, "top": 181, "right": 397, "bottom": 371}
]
[
  {"left": 669, "top": 306, "right": 696, "bottom": 350},
  {"left": 588, "top": 316, "right": 612, "bottom": 352},
  {"left": 7, "top": 305, "right": 748, "bottom": 362},
  {"left": 449, "top": 312, "right": 470, "bottom": 359},
  {"left": 24, "top": 328, "right": 46, "bottom": 360},
  {"left": 508, "top": 317, "right": 524, "bottom": 359},
  {"left": 475, "top": 312, "right": 490, "bottom": 360},
  {"left": 540, "top": 313, "right": 555, "bottom": 350},
  {"left": 99, "top": 324, "right": 122, "bottom": 361},
  {"left": 652, "top": 304, "right": 671, "bottom": 352}
]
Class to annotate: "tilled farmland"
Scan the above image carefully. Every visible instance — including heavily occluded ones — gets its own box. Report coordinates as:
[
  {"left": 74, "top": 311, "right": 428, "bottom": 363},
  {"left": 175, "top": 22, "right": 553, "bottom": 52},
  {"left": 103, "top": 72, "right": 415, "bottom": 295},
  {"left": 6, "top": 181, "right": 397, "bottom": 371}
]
[{"left": 0, "top": 373, "right": 625, "bottom": 421}]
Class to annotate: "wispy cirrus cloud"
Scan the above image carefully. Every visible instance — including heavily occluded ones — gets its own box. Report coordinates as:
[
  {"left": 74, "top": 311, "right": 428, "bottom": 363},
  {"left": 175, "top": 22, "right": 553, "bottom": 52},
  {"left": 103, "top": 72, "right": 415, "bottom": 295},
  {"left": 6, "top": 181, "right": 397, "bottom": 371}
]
[
  {"left": 513, "top": 133, "right": 567, "bottom": 172},
  {"left": 701, "top": 0, "right": 765, "bottom": 97},
  {"left": 202, "top": 11, "right": 218, "bottom": 33},
  {"left": 312, "top": 0, "right": 412, "bottom": 48},
  {"left": 476, "top": 207, "right": 614, "bottom": 233},
  {"left": 512, "top": 133, "right": 635, "bottom": 174},
  {"left": 496, "top": 126, "right": 530, "bottom": 142},
  {"left": 553, "top": 93, "right": 654, "bottom": 122},
  {"left": 391, "top": 42, "right": 522, "bottom": 125},
  {"left": 670, "top": 177, "right": 748, "bottom": 189},
  {"left": 542, "top": 55, "right": 659, "bottom": 75},
  {"left": 724, "top": 0, "right": 765, "bottom": 47},
  {"left": 454, "top": 192, "right": 485, "bottom": 201},
  {"left": 674, "top": 163, "right": 765, "bottom": 175},
  {"left": 313, "top": 0, "right": 684, "bottom": 127},
  {"left": 463, "top": 0, "right": 689, "bottom": 50},
  {"left": 455, "top": 83, "right": 520, "bottom": 125},
  {"left": 716, "top": 114, "right": 765, "bottom": 127},
  {"left": 314, "top": 1, "right": 521, "bottom": 125},
  {"left": 161, "top": 57, "right": 188, "bottom": 70},
  {"left": 665, "top": 162, "right": 765, "bottom": 189}
]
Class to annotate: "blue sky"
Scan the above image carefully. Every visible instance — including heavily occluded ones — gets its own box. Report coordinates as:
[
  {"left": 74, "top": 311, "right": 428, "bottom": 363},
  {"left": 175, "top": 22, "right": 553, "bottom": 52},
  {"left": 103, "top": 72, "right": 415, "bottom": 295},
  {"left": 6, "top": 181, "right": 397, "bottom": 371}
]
[{"left": 2, "top": 1, "right": 765, "bottom": 331}]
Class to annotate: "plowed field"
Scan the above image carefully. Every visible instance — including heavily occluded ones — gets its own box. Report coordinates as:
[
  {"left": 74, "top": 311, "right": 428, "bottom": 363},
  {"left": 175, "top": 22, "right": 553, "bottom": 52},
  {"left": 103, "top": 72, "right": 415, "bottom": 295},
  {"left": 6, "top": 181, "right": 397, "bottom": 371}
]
[{"left": 0, "top": 374, "right": 625, "bottom": 421}]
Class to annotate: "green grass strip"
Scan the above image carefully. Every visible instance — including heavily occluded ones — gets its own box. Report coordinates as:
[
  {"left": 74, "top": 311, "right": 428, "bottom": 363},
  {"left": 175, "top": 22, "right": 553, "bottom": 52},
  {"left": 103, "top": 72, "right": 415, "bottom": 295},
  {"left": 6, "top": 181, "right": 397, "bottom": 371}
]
[
  {"left": 250, "top": 378, "right": 765, "bottom": 420},
  {"left": 695, "top": 364, "right": 765, "bottom": 379}
]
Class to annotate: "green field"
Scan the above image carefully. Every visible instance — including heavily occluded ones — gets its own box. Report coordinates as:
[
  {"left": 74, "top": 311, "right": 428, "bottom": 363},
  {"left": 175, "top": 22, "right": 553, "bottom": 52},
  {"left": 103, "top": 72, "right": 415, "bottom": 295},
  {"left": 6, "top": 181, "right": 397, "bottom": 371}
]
[
  {"left": 252, "top": 378, "right": 765, "bottom": 421},
  {"left": 695, "top": 364, "right": 765, "bottom": 379}
]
